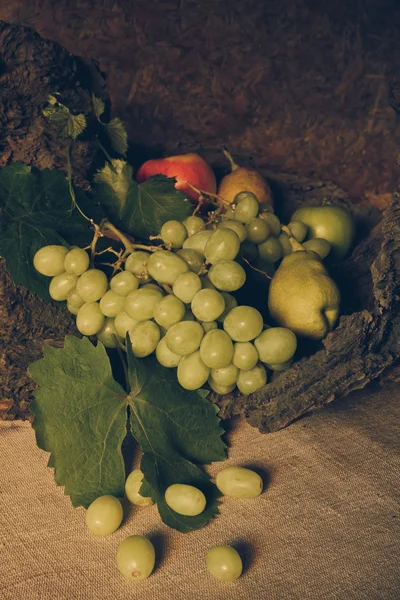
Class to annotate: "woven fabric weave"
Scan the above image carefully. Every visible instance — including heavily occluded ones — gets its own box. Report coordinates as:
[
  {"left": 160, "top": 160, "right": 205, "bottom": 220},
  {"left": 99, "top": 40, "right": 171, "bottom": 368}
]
[{"left": 1, "top": 384, "right": 399, "bottom": 600}]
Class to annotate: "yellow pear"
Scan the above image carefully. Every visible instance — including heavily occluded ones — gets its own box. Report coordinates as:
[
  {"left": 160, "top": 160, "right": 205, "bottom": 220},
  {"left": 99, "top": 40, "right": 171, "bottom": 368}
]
[
  {"left": 268, "top": 229, "right": 341, "bottom": 340},
  {"left": 217, "top": 147, "right": 274, "bottom": 208}
]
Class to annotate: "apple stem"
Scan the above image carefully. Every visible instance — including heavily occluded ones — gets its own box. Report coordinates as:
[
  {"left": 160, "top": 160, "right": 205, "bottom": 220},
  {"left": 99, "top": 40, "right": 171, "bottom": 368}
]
[
  {"left": 281, "top": 225, "right": 306, "bottom": 252},
  {"left": 221, "top": 145, "right": 239, "bottom": 172}
]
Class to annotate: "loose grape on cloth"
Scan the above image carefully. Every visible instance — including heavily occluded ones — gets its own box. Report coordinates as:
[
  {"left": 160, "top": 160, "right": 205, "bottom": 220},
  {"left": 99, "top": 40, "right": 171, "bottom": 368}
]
[{"left": 1, "top": 382, "right": 399, "bottom": 600}]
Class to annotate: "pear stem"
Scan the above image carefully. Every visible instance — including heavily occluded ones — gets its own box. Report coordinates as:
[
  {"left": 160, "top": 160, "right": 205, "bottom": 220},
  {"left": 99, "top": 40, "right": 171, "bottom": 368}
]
[
  {"left": 221, "top": 145, "right": 239, "bottom": 171},
  {"left": 281, "top": 225, "right": 306, "bottom": 252}
]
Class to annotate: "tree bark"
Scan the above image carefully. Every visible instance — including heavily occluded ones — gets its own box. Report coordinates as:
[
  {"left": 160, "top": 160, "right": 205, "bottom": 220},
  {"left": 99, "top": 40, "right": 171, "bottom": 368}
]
[{"left": 0, "top": 20, "right": 106, "bottom": 419}]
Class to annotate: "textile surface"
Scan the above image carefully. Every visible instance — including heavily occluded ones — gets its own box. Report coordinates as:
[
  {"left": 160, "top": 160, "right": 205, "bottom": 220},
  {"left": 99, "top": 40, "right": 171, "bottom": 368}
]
[{"left": 1, "top": 383, "right": 399, "bottom": 600}]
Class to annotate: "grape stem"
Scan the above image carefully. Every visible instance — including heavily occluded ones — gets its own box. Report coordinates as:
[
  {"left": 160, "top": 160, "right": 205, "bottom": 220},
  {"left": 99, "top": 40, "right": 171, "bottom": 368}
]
[
  {"left": 66, "top": 142, "right": 94, "bottom": 224},
  {"left": 100, "top": 220, "right": 162, "bottom": 255},
  {"left": 161, "top": 283, "right": 173, "bottom": 295},
  {"left": 185, "top": 182, "right": 231, "bottom": 209},
  {"left": 242, "top": 257, "right": 272, "bottom": 279}
]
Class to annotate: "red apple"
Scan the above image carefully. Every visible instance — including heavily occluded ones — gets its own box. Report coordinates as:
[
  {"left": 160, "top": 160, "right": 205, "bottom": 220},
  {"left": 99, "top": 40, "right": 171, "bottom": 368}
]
[{"left": 136, "top": 153, "right": 217, "bottom": 203}]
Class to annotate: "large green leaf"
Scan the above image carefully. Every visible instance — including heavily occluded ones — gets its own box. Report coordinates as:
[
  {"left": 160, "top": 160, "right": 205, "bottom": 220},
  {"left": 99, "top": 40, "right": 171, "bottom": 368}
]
[
  {"left": 0, "top": 163, "right": 101, "bottom": 300},
  {"left": 127, "top": 346, "right": 226, "bottom": 533},
  {"left": 93, "top": 161, "right": 192, "bottom": 240},
  {"left": 29, "top": 335, "right": 226, "bottom": 532}
]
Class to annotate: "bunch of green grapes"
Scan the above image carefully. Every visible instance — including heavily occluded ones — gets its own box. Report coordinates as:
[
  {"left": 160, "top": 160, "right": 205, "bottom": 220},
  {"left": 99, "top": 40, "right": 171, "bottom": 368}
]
[{"left": 33, "top": 192, "right": 304, "bottom": 396}]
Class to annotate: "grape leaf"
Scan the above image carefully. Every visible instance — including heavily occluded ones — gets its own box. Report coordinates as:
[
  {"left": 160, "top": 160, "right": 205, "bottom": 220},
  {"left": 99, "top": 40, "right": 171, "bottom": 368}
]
[
  {"left": 43, "top": 95, "right": 87, "bottom": 140},
  {"left": 92, "top": 95, "right": 128, "bottom": 155},
  {"left": 0, "top": 162, "right": 101, "bottom": 300},
  {"left": 29, "top": 335, "right": 226, "bottom": 532},
  {"left": 103, "top": 118, "right": 128, "bottom": 156},
  {"left": 93, "top": 161, "right": 192, "bottom": 240},
  {"left": 126, "top": 344, "right": 226, "bottom": 533}
]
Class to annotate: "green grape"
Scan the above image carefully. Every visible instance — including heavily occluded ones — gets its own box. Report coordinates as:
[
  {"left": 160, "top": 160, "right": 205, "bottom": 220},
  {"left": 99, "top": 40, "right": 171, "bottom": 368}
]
[
  {"left": 160, "top": 219, "right": 188, "bottom": 248},
  {"left": 240, "top": 240, "right": 259, "bottom": 262},
  {"left": 164, "top": 483, "right": 206, "bottom": 516},
  {"left": 176, "top": 248, "right": 204, "bottom": 274},
  {"left": 165, "top": 321, "right": 204, "bottom": 355},
  {"left": 217, "top": 292, "right": 238, "bottom": 322},
  {"left": 64, "top": 248, "right": 89, "bottom": 275},
  {"left": 200, "top": 329, "right": 234, "bottom": 368},
  {"left": 237, "top": 363, "right": 267, "bottom": 394},
  {"left": 260, "top": 212, "right": 281, "bottom": 236},
  {"left": 76, "top": 269, "right": 108, "bottom": 302},
  {"left": 76, "top": 302, "right": 105, "bottom": 335},
  {"left": 173, "top": 271, "right": 202, "bottom": 304},
  {"left": 265, "top": 359, "right": 293, "bottom": 371},
  {"left": 303, "top": 238, "right": 331, "bottom": 259},
  {"left": 49, "top": 272, "right": 78, "bottom": 301},
  {"left": 96, "top": 318, "right": 123, "bottom": 348},
  {"left": 85, "top": 495, "right": 123, "bottom": 536},
  {"left": 114, "top": 311, "right": 139, "bottom": 338},
  {"left": 288, "top": 220, "right": 308, "bottom": 243},
  {"left": 125, "top": 251, "right": 151, "bottom": 282},
  {"left": 191, "top": 289, "right": 225, "bottom": 322},
  {"left": 67, "top": 302, "right": 80, "bottom": 315},
  {"left": 245, "top": 218, "right": 270, "bottom": 244},
  {"left": 206, "top": 545, "right": 243, "bottom": 582},
  {"left": 223, "top": 305, "right": 263, "bottom": 342},
  {"left": 204, "top": 228, "right": 240, "bottom": 264},
  {"left": 153, "top": 294, "right": 185, "bottom": 329},
  {"left": 125, "top": 469, "right": 153, "bottom": 507},
  {"left": 110, "top": 271, "right": 139, "bottom": 296},
  {"left": 233, "top": 191, "right": 259, "bottom": 223},
  {"left": 217, "top": 219, "right": 247, "bottom": 243},
  {"left": 208, "top": 378, "right": 236, "bottom": 395},
  {"left": 67, "top": 288, "right": 85, "bottom": 309},
  {"left": 182, "top": 229, "right": 213, "bottom": 255},
  {"left": 210, "top": 363, "right": 238, "bottom": 386},
  {"left": 208, "top": 260, "right": 246, "bottom": 292},
  {"left": 183, "top": 215, "right": 205, "bottom": 236},
  {"left": 177, "top": 350, "right": 210, "bottom": 390},
  {"left": 129, "top": 320, "right": 160, "bottom": 357},
  {"left": 147, "top": 250, "right": 189, "bottom": 285},
  {"left": 202, "top": 320, "right": 218, "bottom": 333},
  {"left": 141, "top": 283, "right": 163, "bottom": 292},
  {"left": 215, "top": 466, "right": 263, "bottom": 499},
  {"left": 232, "top": 342, "right": 259, "bottom": 370},
  {"left": 155, "top": 337, "right": 181, "bottom": 368},
  {"left": 258, "top": 236, "right": 282, "bottom": 263},
  {"left": 278, "top": 232, "right": 292, "bottom": 256},
  {"left": 99, "top": 290, "right": 125, "bottom": 317},
  {"left": 254, "top": 327, "right": 297, "bottom": 363},
  {"left": 116, "top": 535, "right": 155, "bottom": 581},
  {"left": 33, "top": 245, "right": 69, "bottom": 277},
  {"left": 124, "top": 288, "right": 163, "bottom": 321},
  {"left": 200, "top": 276, "right": 216, "bottom": 290}
]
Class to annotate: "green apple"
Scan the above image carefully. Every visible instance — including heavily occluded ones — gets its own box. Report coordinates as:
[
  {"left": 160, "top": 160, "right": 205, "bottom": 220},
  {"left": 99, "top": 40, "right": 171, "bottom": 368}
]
[{"left": 291, "top": 205, "right": 355, "bottom": 259}]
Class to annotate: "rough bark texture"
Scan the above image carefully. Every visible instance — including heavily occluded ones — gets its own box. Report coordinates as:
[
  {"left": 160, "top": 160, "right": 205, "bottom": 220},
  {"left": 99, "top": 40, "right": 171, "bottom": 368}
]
[
  {"left": 0, "top": 20, "right": 107, "bottom": 184},
  {"left": 0, "top": 20, "right": 106, "bottom": 419},
  {"left": 0, "top": 21, "right": 399, "bottom": 432}
]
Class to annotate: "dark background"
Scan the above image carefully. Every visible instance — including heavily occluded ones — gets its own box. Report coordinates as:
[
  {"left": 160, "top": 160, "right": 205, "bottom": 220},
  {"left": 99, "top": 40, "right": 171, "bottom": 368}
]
[{"left": 1, "top": 0, "right": 399, "bottom": 206}]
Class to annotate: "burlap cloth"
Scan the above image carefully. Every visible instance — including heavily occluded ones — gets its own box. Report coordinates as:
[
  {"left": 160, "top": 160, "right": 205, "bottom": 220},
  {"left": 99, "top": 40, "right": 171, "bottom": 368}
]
[{"left": 1, "top": 383, "right": 399, "bottom": 600}]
